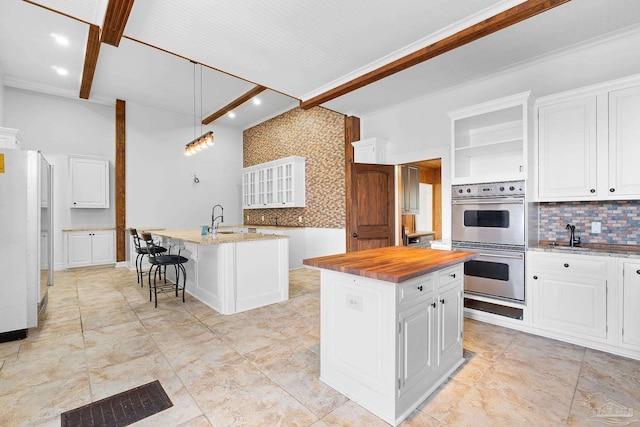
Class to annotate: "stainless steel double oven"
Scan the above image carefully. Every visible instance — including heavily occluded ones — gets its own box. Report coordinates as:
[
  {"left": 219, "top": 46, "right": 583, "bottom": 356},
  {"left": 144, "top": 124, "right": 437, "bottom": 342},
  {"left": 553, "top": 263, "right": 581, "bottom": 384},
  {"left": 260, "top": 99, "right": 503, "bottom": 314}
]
[{"left": 451, "top": 181, "right": 526, "bottom": 311}]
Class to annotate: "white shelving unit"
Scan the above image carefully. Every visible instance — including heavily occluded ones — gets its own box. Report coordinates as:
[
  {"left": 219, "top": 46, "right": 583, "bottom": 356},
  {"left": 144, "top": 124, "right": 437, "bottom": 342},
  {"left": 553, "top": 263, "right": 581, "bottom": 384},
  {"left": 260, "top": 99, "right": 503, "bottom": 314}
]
[{"left": 449, "top": 92, "right": 532, "bottom": 184}]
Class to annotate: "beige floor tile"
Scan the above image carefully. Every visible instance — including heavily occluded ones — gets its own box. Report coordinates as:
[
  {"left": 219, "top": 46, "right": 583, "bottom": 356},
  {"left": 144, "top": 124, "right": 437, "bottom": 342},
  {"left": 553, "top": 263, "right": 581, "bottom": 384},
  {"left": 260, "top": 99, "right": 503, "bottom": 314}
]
[
  {"left": 0, "top": 346, "right": 87, "bottom": 397},
  {"left": 141, "top": 308, "right": 199, "bottom": 329},
  {"left": 0, "top": 340, "right": 21, "bottom": 363},
  {"left": 85, "top": 334, "right": 159, "bottom": 370},
  {"left": 162, "top": 336, "right": 240, "bottom": 374},
  {"left": 131, "top": 375, "right": 204, "bottom": 427},
  {"left": 277, "top": 361, "right": 349, "bottom": 418},
  {"left": 16, "top": 333, "right": 84, "bottom": 361},
  {"left": 440, "top": 386, "right": 558, "bottom": 426},
  {"left": 0, "top": 374, "right": 91, "bottom": 427},
  {"left": 38, "top": 304, "right": 81, "bottom": 325},
  {"left": 244, "top": 339, "right": 318, "bottom": 382},
  {"left": 81, "top": 307, "right": 139, "bottom": 331},
  {"left": 475, "top": 359, "right": 576, "bottom": 423},
  {"left": 462, "top": 319, "right": 519, "bottom": 360},
  {"left": 322, "top": 400, "right": 390, "bottom": 427},
  {"left": 175, "top": 415, "right": 214, "bottom": 426},
  {"left": 149, "top": 321, "right": 218, "bottom": 353},
  {"left": 88, "top": 352, "right": 175, "bottom": 401},
  {"left": 83, "top": 320, "right": 147, "bottom": 347},
  {"left": 26, "top": 318, "right": 82, "bottom": 343},
  {"left": 212, "top": 321, "right": 289, "bottom": 355},
  {"left": 414, "top": 379, "right": 472, "bottom": 423}
]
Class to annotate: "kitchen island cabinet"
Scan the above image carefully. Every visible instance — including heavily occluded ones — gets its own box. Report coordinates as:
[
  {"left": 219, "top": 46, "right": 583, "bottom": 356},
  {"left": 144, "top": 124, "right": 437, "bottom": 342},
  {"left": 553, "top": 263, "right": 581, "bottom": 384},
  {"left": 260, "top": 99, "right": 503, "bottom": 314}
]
[
  {"left": 150, "top": 229, "right": 289, "bottom": 315},
  {"left": 303, "top": 247, "right": 475, "bottom": 426}
]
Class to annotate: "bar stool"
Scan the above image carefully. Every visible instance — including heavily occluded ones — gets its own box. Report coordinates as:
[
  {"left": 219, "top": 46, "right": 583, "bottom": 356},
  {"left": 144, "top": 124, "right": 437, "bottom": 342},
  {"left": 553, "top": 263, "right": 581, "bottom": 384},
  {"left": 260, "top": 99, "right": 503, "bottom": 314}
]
[
  {"left": 129, "top": 228, "right": 167, "bottom": 286},
  {"left": 140, "top": 232, "right": 188, "bottom": 308}
]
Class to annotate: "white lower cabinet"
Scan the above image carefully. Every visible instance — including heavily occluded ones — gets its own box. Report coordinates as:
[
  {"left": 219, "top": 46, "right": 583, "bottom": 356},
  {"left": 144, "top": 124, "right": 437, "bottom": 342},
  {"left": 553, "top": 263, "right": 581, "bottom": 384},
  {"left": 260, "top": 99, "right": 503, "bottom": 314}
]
[
  {"left": 65, "top": 230, "right": 115, "bottom": 268},
  {"left": 529, "top": 251, "right": 610, "bottom": 340},
  {"left": 621, "top": 262, "right": 640, "bottom": 351},
  {"left": 320, "top": 264, "right": 464, "bottom": 426}
]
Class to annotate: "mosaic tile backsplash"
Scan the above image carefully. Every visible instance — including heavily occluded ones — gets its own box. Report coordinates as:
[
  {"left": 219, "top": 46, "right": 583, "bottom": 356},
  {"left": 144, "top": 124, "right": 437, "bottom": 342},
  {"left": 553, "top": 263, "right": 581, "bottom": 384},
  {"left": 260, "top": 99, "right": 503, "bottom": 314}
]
[
  {"left": 243, "top": 107, "right": 345, "bottom": 229},
  {"left": 538, "top": 200, "right": 640, "bottom": 245}
]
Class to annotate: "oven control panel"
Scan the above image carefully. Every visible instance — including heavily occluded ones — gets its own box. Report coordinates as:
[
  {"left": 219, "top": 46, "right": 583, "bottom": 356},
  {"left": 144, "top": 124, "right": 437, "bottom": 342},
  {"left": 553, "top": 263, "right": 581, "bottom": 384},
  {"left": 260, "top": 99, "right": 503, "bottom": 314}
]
[{"left": 452, "top": 180, "right": 525, "bottom": 198}]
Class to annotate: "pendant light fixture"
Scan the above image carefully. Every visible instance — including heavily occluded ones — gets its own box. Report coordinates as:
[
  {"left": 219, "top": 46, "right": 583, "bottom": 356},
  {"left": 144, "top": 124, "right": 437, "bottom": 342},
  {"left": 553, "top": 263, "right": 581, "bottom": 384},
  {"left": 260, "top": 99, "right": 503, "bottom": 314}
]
[{"left": 185, "top": 62, "right": 214, "bottom": 156}]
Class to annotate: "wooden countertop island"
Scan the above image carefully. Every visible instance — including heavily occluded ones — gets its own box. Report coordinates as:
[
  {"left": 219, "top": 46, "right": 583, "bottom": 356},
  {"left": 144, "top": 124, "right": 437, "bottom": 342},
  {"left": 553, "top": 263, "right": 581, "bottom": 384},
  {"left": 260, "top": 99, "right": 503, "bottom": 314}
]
[
  {"left": 303, "top": 246, "right": 476, "bottom": 282},
  {"left": 303, "top": 246, "right": 476, "bottom": 426}
]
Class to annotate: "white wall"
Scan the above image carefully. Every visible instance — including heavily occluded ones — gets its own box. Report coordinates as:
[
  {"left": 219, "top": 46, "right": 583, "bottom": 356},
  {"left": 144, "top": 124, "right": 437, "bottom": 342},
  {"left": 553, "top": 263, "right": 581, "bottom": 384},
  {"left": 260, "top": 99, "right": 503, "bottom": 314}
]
[
  {"left": 361, "top": 28, "right": 640, "bottom": 239},
  {"left": 4, "top": 89, "right": 244, "bottom": 269},
  {"left": 126, "top": 102, "right": 243, "bottom": 230}
]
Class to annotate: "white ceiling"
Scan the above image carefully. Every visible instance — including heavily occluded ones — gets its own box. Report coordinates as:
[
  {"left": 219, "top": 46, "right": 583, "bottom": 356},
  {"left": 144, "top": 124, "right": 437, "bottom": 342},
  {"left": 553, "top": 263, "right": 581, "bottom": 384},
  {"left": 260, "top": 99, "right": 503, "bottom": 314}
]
[{"left": 1, "top": 0, "right": 639, "bottom": 129}]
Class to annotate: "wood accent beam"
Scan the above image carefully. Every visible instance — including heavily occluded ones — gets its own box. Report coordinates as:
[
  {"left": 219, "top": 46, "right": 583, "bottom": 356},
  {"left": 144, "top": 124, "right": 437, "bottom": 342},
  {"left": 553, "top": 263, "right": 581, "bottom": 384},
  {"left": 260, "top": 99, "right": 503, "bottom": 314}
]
[
  {"left": 101, "top": 0, "right": 135, "bottom": 47},
  {"left": 115, "top": 99, "right": 126, "bottom": 262},
  {"left": 344, "top": 116, "right": 360, "bottom": 252},
  {"left": 201, "top": 85, "right": 267, "bottom": 125},
  {"left": 300, "top": 0, "right": 571, "bottom": 109},
  {"left": 79, "top": 24, "right": 101, "bottom": 99}
]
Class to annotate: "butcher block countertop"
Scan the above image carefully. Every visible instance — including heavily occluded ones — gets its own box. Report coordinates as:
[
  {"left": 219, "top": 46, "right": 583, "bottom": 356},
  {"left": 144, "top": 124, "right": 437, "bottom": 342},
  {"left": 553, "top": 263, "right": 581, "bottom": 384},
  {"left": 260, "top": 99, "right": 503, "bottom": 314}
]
[{"left": 303, "top": 246, "right": 476, "bottom": 283}]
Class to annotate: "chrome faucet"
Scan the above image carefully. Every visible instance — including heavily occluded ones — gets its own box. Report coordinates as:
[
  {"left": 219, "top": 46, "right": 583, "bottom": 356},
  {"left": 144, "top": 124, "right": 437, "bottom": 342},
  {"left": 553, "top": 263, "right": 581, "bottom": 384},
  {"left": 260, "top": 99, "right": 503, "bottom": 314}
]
[
  {"left": 211, "top": 204, "right": 224, "bottom": 232},
  {"left": 566, "top": 223, "right": 581, "bottom": 247}
]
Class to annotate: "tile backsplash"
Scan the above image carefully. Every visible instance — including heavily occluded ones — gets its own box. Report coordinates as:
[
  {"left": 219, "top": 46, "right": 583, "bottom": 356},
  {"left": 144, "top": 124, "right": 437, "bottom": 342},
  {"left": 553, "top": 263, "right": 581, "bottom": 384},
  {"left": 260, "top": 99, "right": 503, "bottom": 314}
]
[{"left": 538, "top": 201, "right": 640, "bottom": 245}]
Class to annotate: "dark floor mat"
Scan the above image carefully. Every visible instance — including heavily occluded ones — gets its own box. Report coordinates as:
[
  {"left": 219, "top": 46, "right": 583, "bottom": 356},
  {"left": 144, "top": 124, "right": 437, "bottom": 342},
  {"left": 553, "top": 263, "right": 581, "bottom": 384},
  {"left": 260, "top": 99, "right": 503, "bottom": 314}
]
[{"left": 60, "top": 380, "right": 172, "bottom": 427}]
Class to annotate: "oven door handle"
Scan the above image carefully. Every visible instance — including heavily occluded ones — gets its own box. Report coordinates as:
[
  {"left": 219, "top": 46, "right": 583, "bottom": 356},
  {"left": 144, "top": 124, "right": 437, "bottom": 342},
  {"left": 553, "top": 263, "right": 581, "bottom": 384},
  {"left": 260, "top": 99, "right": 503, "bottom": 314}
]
[
  {"left": 452, "top": 199, "right": 524, "bottom": 205},
  {"left": 477, "top": 253, "right": 524, "bottom": 260}
]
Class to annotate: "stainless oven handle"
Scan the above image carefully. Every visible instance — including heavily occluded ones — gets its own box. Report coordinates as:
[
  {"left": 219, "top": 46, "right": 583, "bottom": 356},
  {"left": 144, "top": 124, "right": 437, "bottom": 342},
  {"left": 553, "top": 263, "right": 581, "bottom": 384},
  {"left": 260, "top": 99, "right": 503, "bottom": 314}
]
[
  {"left": 478, "top": 253, "right": 524, "bottom": 260},
  {"left": 452, "top": 199, "right": 524, "bottom": 205}
]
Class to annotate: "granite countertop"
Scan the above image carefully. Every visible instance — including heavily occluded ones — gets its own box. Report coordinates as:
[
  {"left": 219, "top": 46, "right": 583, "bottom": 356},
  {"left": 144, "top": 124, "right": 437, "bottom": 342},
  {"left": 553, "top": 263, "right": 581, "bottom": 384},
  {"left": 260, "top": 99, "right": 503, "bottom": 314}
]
[
  {"left": 303, "top": 246, "right": 476, "bottom": 283},
  {"left": 147, "top": 228, "right": 288, "bottom": 245},
  {"left": 62, "top": 227, "right": 116, "bottom": 232},
  {"left": 529, "top": 240, "right": 640, "bottom": 258}
]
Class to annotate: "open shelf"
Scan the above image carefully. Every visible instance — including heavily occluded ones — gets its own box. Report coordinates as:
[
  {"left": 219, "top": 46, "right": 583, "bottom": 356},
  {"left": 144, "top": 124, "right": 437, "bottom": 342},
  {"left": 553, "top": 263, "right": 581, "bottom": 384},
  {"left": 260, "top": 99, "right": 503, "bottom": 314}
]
[{"left": 454, "top": 138, "right": 523, "bottom": 157}]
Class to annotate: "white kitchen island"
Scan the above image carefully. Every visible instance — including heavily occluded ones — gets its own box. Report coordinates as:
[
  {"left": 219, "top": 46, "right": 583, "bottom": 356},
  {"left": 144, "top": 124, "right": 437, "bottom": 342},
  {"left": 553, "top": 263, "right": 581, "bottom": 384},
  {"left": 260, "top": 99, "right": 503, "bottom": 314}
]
[
  {"left": 151, "top": 229, "right": 289, "bottom": 315},
  {"left": 304, "top": 246, "right": 476, "bottom": 427}
]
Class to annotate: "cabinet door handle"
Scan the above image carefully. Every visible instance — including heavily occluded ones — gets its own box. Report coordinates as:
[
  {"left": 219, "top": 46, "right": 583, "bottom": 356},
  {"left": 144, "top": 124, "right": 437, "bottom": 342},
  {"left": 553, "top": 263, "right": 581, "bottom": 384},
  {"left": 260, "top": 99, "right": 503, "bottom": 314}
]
[
  {"left": 431, "top": 302, "right": 436, "bottom": 308},
  {"left": 417, "top": 285, "right": 423, "bottom": 291},
  {"left": 450, "top": 273, "right": 456, "bottom": 278},
  {"left": 352, "top": 233, "right": 358, "bottom": 238},
  {"left": 564, "top": 263, "right": 569, "bottom": 268},
  {"left": 590, "top": 189, "right": 595, "bottom": 193},
  {"left": 610, "top": 188, "right": 615, "bottom": 193},
  {"left": 440, "top": 299, "right": 445, "bottom": 304},
  {"left": 533, "top": 275, "right": 538, "bottom": 280},
  {"left": 636, "top": 270, "right": 640, "bottom": 275}
]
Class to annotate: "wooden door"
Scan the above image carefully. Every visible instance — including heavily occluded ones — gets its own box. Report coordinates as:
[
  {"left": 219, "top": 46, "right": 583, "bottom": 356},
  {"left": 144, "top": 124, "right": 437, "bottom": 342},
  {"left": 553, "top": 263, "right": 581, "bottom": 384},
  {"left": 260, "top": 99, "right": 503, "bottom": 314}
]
[{"left": 349, "top": 163, "right": 395, "bottom": 251}]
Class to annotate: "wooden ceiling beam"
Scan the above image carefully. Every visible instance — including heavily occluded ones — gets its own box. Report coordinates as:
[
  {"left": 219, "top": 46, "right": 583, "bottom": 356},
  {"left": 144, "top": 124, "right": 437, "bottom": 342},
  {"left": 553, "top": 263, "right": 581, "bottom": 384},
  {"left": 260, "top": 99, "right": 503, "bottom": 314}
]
[
  {"left": 101, "top": 0, "right": 135, "bottom": 47},
  {"left": 300, "top": 0, "right": 571, "bottom": 110},
  {"left": 79, "top": 24, "right": 101, "bottom": 99},
  {"left": 201, "top": 85, "right": 267, "bottom": 125}
]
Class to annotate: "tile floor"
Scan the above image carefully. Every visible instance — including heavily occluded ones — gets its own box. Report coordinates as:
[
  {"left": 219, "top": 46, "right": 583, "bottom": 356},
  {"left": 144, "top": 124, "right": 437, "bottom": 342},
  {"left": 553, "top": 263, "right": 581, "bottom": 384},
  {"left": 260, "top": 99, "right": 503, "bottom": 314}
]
[{"left": 0, "top": 266, "right": 639, "bottom": 426}]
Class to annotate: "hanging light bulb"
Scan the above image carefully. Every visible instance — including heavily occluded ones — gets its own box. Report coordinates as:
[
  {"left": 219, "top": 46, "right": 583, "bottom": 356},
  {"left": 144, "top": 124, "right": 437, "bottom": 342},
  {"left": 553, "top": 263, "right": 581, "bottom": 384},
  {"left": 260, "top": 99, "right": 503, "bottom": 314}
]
[
  {"left": 184, "top": 146, "right": 191, "bottom": 156},
  {"left": 206, "top": 133, "right": 214, "bottom": 146}
]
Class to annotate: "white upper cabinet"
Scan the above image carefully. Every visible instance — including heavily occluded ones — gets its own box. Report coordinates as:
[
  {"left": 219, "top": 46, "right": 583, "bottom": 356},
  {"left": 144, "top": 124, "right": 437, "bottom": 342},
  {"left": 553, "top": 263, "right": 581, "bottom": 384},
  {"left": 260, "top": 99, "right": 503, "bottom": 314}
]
[
  {"left": 608, "top": 85, "right": 640, "bottom": 197},
  {"left": 537, "top": 96, "right": 598, "bottom": 199},
  {"left": 449, "top": 91, "right": 532, "bottom": 185},
  {"left": 242, "top": 156, "right": 305, "bottom": 209},
  {"left": 69, "top": 155, "right": 110, "bottom": 208},
  {"left": 535, "top": 75, "right": 640, "bottom": 201}
]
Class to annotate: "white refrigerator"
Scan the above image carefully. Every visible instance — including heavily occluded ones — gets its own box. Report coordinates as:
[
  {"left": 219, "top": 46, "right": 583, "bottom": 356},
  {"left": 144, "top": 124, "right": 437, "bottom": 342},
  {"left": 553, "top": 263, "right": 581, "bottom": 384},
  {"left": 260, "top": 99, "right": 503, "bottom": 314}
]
[{"left": 0, "top": 148, "right": 53, "bottom": 340}]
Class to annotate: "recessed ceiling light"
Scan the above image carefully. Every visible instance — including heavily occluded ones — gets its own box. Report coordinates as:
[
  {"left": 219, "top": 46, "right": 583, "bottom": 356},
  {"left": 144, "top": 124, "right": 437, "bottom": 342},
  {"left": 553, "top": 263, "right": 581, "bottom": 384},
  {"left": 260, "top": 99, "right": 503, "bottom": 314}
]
[
  {"left": 252, "top": 97, "right": 261, "bottom": 106},
  {"left": 51, "top": 66, "right": 68, "bottom": 76},
  {"left": 228, "top": 112, "right": 236, "bottom": 118},
  {"left": 50, "top": 33, "right": 69, "bottom": 46}
]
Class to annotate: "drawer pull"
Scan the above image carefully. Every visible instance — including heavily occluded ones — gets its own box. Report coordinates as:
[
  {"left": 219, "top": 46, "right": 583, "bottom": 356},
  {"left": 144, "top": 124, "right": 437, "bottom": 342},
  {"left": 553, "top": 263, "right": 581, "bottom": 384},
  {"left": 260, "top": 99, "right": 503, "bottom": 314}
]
[
  {"left": 533, "top": 275, "right": 538, "bottom": 280},
  {"left": 450, "top": 273, "right": 456, "bottom": 278},
  {"left": 590, "top": 189, "right": 595, "bottom": 193},
  {"left": 440, "top": 299, "right": 445, "bottom": 304},
  {"left": 431, "top": 302, "right": 436, "bottom": 308},
  {"left": 637, "top": 270, "right": 640, "bottom": 275},
  {"left": 610, "top": 188, "right": 615, "bottom": 193},
  {"left": 417, "top": 285, "right": 423, "bottom": 292},
  {"left": 564, "top": 263, "right": 569, "bottom": 268}
]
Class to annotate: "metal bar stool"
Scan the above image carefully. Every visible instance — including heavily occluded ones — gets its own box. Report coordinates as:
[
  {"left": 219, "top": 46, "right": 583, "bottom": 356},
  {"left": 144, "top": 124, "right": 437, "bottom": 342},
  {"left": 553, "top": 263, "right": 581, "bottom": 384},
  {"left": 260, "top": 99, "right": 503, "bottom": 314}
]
[
  {"left": 129, "top": 228, "right": 167, "bottom": 286},
  {"left": 140, "top": 232, "right": 188, "bottom": 308}
]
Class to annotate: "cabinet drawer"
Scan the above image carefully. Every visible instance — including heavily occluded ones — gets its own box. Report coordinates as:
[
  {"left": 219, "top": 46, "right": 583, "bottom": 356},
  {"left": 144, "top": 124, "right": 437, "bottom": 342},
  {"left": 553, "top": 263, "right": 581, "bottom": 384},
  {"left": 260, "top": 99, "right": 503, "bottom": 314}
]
[
  {"left": 530, "top": 253, "right": 610, "bottom": 278},
  {"left": 399, "top": 276, "right": 434, "bottom": 307},
  {"left": 438, "top": 265, "right": 463, "bottom": 289}
]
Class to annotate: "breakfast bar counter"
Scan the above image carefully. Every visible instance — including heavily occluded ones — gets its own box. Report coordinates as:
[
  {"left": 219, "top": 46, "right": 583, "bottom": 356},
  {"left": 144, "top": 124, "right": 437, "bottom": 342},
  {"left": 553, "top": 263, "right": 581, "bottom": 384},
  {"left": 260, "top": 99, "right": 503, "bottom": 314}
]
[
  {"left": 303, "top": 247, "right": 476, "bottom": 426},
  {"left": 151, "top": 228, "right": 289, "bottom": 315}
]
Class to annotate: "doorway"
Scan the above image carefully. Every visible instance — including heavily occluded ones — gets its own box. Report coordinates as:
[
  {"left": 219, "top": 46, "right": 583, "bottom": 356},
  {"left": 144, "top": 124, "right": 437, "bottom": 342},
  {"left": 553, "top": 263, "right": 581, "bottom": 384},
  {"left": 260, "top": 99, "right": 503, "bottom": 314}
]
[{"left": 399, "top": 158, "right": 442, "bottom": 242}]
